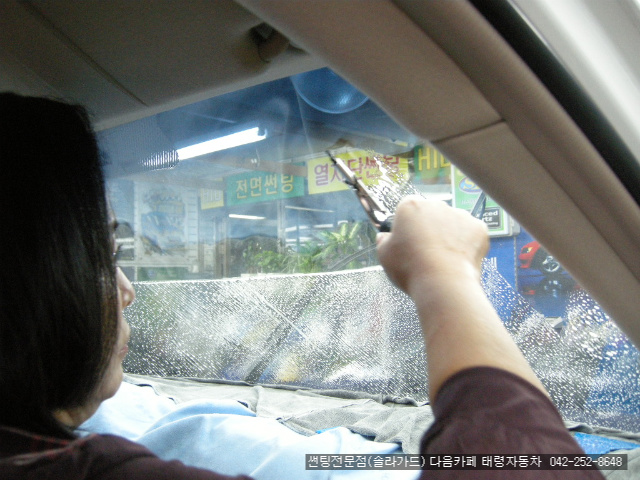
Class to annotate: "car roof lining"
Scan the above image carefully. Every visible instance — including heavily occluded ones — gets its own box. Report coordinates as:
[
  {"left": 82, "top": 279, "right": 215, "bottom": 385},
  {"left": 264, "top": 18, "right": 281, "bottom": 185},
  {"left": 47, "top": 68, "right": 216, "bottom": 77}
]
[{"left": 0, "top": 0, "right": 325, "bottom": 130}]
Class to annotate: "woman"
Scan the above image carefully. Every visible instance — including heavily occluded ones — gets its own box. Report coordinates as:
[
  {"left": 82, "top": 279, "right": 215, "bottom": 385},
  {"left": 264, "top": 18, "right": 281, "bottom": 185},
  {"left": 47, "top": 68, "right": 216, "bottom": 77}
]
[
  {"left": 0, "top": 92, "right": 250, "bottom": 479},
  {"left": 0, "top": 93, "right": 604, "bottom": 479}
]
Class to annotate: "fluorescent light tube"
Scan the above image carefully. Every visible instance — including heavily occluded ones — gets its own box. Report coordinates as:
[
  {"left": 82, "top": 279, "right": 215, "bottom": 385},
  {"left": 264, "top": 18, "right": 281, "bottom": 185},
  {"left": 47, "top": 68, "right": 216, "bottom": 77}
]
[
  {"left": 284, "top": 206, "right": 334, "bottom": 213},
  {"left": 177, "top": 127, "right": 266, "bottom": 160},
  {"left": 228, "top": 214, "right": 266, "bottom": 220}
]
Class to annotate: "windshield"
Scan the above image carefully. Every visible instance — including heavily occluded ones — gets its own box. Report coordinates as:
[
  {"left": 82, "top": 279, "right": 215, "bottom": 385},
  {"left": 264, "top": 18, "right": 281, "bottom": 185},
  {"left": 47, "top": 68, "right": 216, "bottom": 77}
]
[{"left": 103, "top": 66, "right": 640, "bottom": 433}]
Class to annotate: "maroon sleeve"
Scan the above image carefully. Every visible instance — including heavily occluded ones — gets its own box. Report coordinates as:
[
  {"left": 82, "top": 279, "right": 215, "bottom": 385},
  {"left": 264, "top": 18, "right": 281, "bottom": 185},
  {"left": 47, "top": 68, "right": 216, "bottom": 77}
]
[
  {"left": 84, "top": 435, "right": 254, "bottom": 480},
  {"left": 1, "top": 431, "right": 254, "bottom": 480},
  {"left": 418, "top": 367, "right": 605, "bottom": 479}
]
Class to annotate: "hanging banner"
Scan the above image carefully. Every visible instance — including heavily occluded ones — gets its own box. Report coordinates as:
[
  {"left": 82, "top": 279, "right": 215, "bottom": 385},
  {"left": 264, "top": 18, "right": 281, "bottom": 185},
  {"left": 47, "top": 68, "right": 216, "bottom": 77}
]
[
  {"left": 452, "top": 166, "right": 514, "bottom": 237},
  {"left": 200, "top": 189, "right": 224, "bottom": 210},
  {"left": 413, "top": 145, "right": 451, "bottom": 185},
  {"left": 307, "top": 150, "right": 409, "bottom": 195},
  {"left": 136, "top": 182, "right": 199, "bottom": 264},
  {"left": 226, "top": 171, "right": 304, "bottom": 206}
]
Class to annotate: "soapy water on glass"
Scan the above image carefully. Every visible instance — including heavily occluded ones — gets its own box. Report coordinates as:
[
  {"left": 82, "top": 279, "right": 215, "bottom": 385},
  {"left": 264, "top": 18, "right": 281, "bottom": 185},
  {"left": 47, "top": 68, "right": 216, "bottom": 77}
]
[{"left": 363, "top": 151, "right": 419, "bottom": 219}]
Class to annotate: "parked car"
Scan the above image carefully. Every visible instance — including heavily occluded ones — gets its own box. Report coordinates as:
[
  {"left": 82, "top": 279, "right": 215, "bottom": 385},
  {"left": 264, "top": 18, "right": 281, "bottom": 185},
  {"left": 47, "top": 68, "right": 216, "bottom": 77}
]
[{"left": 519, "top": 240, "right": 564, "bottom": 276}]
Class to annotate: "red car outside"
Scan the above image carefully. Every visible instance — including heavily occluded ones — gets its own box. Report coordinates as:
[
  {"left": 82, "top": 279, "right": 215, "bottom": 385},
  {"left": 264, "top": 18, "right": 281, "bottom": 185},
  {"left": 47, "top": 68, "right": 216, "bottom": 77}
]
[{"left": 519, "top": 241, "right": 564, "bottom": 276}]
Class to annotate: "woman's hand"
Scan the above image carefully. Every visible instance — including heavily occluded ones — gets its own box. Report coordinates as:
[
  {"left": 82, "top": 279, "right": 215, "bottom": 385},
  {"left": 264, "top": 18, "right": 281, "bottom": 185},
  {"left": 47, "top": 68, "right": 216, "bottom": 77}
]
[
  {"left": 376, "top": 195, "right": 547, "bottom": 399},
  {"left": 376, "top": 196, "right": 489, "bottom": 298}
]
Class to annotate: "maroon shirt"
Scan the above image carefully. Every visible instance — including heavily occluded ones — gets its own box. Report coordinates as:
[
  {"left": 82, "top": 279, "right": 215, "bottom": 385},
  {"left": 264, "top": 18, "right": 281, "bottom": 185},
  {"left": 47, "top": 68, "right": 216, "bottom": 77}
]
[
  {"left": 0, "top": 426, "right": 250, "bottom": 480},
  {"left": 420, "top": 367, "right": 606, "bottom": 479},
  {"left": 1, "top": 367, "right": 606, "bottom": 479}
]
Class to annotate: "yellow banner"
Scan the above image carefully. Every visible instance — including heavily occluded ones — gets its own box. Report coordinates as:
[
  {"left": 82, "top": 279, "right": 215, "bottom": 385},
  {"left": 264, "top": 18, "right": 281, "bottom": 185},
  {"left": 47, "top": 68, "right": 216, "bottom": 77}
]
[
  {"left": 200, "top": 189, "right": 224, "bottom": 209},
  {"left": 414, "top": 145, "right": 451, "bottom": 184},
  {"left": 308, "top": 151, "right": 409, "bottom": 195}
]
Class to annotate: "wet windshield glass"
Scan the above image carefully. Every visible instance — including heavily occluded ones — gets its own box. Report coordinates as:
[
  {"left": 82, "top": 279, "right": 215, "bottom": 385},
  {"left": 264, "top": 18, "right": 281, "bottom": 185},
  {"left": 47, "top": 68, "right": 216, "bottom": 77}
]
[{"left": 103, "top": 67, "right": 640, "bottom": 433}]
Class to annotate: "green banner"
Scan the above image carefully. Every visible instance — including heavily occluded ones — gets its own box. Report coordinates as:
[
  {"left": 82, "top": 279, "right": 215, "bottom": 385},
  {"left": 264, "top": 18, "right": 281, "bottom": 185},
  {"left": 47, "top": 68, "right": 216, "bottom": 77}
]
[
  {"left": 452, "top": 166, "right": 512, "bottom": 236},
  {"left": 414, "top": 145, "right": 451, "bottom": 185},
  {"left": 226, "top": 171, "right": 304, "bottom": 206}
]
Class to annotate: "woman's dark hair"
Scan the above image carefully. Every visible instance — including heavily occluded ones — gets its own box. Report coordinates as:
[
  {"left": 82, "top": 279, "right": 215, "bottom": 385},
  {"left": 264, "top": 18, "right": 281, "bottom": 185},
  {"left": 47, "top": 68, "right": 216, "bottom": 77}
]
[{"left": 0, "top": 93, "right": 118, "bottom": 437}]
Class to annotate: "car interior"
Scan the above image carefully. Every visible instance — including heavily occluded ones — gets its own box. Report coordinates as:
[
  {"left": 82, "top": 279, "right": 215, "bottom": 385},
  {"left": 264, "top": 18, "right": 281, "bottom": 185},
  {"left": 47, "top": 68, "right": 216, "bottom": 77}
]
[{"left": 2, "top": 0, "right": 640, "bottom": 476}]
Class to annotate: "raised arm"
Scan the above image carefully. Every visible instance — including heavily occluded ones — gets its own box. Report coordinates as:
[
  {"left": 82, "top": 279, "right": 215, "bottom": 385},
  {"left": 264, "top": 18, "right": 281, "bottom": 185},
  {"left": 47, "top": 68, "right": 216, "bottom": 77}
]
[{"left": 376, "top": 196, "right": 547, "bottom": 400}]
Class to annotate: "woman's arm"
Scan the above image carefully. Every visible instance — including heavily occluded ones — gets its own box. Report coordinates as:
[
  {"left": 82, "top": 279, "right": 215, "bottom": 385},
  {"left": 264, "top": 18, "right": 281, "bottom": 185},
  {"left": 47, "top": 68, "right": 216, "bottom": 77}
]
[{"left": 376, "top": 196, "right": 547, "bottom": 400}]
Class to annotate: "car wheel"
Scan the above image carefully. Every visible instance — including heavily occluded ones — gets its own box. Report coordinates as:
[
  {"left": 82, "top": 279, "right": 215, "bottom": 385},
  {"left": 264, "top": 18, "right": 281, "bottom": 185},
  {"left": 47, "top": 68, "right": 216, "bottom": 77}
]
[{"left": 537, "top": 252, "right": 563, "bottom": 275}]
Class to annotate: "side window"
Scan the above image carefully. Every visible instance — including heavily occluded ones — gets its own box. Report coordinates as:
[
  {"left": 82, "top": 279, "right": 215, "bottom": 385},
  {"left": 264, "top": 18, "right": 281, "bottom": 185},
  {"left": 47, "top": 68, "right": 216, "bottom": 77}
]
[{"left": 104, "top": 68, "right": 640, "bottom": 432}]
